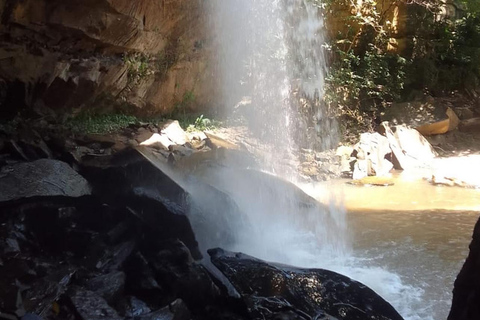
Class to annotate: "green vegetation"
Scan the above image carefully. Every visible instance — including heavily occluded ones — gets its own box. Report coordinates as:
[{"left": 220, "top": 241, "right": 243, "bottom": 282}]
[
  {"left": 124, "top": 53, "right": 152, "bottom": 85},
  {"left": 173, "top": 113, "right": 221, "bottom": 132},
  {"left": 188, "top": 114, "right": 221, "bottom": 131},
  {"left": 316, "top": 0, "right": 480, "bottom": 132},
  {"left": 123, "top": 48, "right": 178, "bottom": 86},
  {"left": 64, "top": 110, "right": 222, "bottom": 135},
  {"left": 66, "top": 113, "right": 139, "bottom": 134}
]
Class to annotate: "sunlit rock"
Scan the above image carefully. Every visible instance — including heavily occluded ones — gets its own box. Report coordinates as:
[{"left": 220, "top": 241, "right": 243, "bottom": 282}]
[
  {"left": 160, "top": 120, "right": 190, "bottom": 146},
  {"left": 380, "top": 122, "right": 436, "bottom": 170},
  {"left": 352, "top": 132, "right": 393, "bottom": 179},
  {"left": 139, "top": 133, "right": 173, "bottom": 150}
]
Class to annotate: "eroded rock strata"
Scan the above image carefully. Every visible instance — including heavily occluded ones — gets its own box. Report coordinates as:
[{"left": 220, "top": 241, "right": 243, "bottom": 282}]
[{"left": 0, "top": 0, "right": 215, "bottom": 119}]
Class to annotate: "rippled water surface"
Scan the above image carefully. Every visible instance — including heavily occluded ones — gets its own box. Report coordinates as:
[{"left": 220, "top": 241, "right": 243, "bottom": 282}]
[
  {"left": 303, "top": 176, "right": 480, "bottom": 320},
  {"left": 346, "top": 209, "right": 478, "bottom": 320}
]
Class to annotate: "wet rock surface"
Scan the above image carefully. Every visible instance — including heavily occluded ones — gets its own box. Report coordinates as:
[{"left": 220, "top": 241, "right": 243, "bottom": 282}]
[
  {"left": 0, "top": 191, "right": 233, "bottom": 320},
  {"left": 0, "top": 121, "right": 416, "bottom": 320},
  {"left": 209, "top": 248, "right": 404, "bottom": 320},
  {"left": 0, "top": 138, "right": 240, "bottom": 320},
  {"left": 0, "top": 159, "right": 91, "bottom": 202},
  {"left": 448, "top": 216, "right": 480, "bottom": 320}
]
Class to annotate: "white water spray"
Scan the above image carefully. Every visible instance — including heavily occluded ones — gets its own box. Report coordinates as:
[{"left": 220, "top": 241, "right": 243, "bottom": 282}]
[{"left": 188, "top": 1, "right": 434, "bottom": 320}]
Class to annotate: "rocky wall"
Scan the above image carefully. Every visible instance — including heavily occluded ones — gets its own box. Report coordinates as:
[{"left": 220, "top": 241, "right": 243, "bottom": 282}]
[{"left": 0, "top": 0, "right": 216, "bottom": 119}]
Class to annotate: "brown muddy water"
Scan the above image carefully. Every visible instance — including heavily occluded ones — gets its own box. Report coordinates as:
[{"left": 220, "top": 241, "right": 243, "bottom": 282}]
[
  {"left": 347, "top": 209, "right": 478, "bottom": 320},
  {"left": 302, "top": 175, "right": 480, "bottom": 320}
]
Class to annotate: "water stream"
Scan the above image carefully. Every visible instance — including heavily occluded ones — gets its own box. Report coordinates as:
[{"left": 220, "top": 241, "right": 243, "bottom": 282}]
[{"left": 200, "top": 1, "right": 480, "bottom": 320}]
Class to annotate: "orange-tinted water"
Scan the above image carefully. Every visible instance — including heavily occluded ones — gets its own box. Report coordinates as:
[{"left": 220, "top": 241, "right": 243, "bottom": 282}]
[
  {"left": 305, "top": 171, "right": 480, "bottom": 212},
  {"left": 302, "top": 176, "right": 480, "bottom": 319}
]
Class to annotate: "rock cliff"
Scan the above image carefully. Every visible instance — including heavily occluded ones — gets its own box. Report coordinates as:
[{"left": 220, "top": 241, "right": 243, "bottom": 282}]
[{"left": 0, "top": 0, "right": 215, "bottom": 119}]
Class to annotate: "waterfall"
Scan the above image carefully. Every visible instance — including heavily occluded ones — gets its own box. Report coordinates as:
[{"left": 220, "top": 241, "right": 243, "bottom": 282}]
[
  {"left": 186, "top": 1, "right": 432, "bottom": 320},
  {"left": 210, "top": 0, "right": 338, "bottom": 174}
]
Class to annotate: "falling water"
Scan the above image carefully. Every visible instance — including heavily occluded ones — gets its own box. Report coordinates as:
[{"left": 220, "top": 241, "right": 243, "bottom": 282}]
[{"left": 186, "top": 1, "right": 437, "bottom": 320}]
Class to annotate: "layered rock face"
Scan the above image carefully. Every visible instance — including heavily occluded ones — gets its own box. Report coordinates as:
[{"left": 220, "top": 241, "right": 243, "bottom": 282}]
[{"left": 0, "top": 0, "right": 215, "bottom": 119}]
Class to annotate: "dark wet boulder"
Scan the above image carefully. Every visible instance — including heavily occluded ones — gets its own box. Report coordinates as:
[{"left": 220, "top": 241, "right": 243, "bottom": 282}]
[
  {"left": 79, "top": 148, "right": 185, "bottom": 205},
  {"left": 145, "top": 239, "right": 221, "bottom": 312},
  {"left": 448, "top": 216, "right": 480, "bottom": 320},
  {"left": 86, "top": 271, "right": 126, "bottom": 304},
  {"left": 78, "top": 148, "right": 201, "bottom": 259},
  {"left": 0, "top": 159, "right": 91, "bottom": 203},
  {"left": 121, "top": 195, "right": 201, "bottom": 260},
  {"left": 137, "top": 299, "right": 191, "bottom": 320},
  {"left": 119, "top": 296, "right": 152, "bottom": 317},
  {"left": 123, "top": 252, "right": 164, "bottom": 303},
  {"left": 209, "top": 248, "right": 404, "bottom": 320},
  {"left": 68, "top": 287, "right": 122, "bottom": 320}
]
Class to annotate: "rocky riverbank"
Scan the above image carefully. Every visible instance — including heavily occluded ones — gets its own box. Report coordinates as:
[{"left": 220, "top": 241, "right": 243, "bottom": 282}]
[
  {"left": 0, "top": 120, "right": 409, "bottom": 320},
  {"left": 1, "top": 114, "right": 480, "bottom": 320}
]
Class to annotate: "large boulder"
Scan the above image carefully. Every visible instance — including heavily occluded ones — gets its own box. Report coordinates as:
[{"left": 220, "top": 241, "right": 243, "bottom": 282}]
[
  {"left": 0, "top": 159, "right": 91, "bottom": 202},
  {"left": 448, "top": 216, "right": 480, "bottom": 320},
  {"left": 380, "top": 122, "right": 436, "bottom": 170},
  {"left": 209, "top": 248, "right": 404, "bottom": 320},
  {"left": 352, "top": 132, "right": 393, "bottom": 179},
  {"left": 0, "top": 193, "right": 208, "bottom": 319}
]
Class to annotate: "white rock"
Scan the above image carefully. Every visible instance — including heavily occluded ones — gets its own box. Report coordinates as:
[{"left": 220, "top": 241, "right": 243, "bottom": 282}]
[
  {"left": 381, "top": 122, "right": 436, "bottom": 170},
  {"left": 160, "top": 120, "right": 190, "bottom": 145},
  {"left": 356, "top": 132, "right": 393, "bottom": 176},
  {"left": 188, "top": 131, "right": 208, "bottom": 141},
  {"left": 140, "top": 133, "right": 173, "bottom": 149}
]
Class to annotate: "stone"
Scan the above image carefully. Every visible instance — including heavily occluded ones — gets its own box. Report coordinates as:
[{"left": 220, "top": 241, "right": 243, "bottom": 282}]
[
  {"left": 68, "top": 287, "right": 122, "bottom": 320},
  {"left": 22, "top": 267, "right": 76, "bottom": 315},
  {"left": 459, "top": 117, "right": 480, "bottom": 133},
  {"left": 121, "top": 296, "right": 151, "bottom": 317},
  {"left": 430, "top": 156, "right": 480, "bottom": 189},
  {"left": 86, "top": 271, "right": 126, "bottom": 304},
  {"left": 160, "top": 120, "right": 190, "bottom": 145},
  {"left": 188, "top": 131, "right": 208, "bottom": 141},
  {"left": 456, "top": 107, "right": 475, "bottom": 120},
  {"left": 137, "top": 299, "right": 190, "bottom": 320},
  {"left": 448, "top": 216, "right": 480, "bottom": 320},
  {"left": 140, "top": 133, "right": 173, "bottom": 150},
  {"left": 123, "top": 252, "right": 163, "bottom": 299},
  {"left": 135, "top": 129, "right": 155, "bottom": 144},
  {"left": 169, "top": 144, "right": 195, "bottom": 157},
  {"left": 0, "top": 159, "right": 91, "bottom": 203},
  {"left": 415, "top": 107, "right": 460, "bottom": 136},
  {"left": 204, "top": 132, "right": 240, "bottom": 150},
  {"left": 7, "top": 138, "right": 53, "bottom": 161},
  {"left": 209, "top": 248, "right": 404, "bottom": 320},
  {"left": 348, "top": 176, "right": 395, "bottom": 187},
  {"left": 335, "top": 145, "right": 354, "bottom": 158},
  {"left": 380, "top": 122, "right": 436, "bottom": 170},
  {"left": 352, "top": 159, "right": 371, "bottom": 180},
  {"left": 353, "top": 132, "right": 393, "bottom": 179},
  {"left": 147, "top": 239, "right": 221, "bottom": 310}
]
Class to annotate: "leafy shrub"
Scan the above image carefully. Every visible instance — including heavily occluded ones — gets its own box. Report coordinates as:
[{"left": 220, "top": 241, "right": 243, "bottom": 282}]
[{"left": 321, "top": 0, "right": 480, "bottom": 133}]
